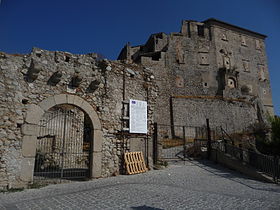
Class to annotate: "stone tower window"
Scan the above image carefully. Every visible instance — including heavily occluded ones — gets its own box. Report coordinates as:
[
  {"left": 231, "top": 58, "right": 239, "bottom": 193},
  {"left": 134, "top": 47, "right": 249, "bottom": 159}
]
[
  {"left": 242, "top": 60, "right": 250, "bottom": 72},
  {"left": 223, "top": 56, "right": 231, "bottom": 69},
  {"left": 199, "top": 52, "right": 209, "bottom": 65},
  {"left": 175, "top": 76, "right": 184, "bottom": 88},
  {"left": 241, "top": 35, "right": 247, "bottom": 46},
  {"left": 197, "top": 25, "right": 204, "bottom": 37},
  {"left": 227, "top": 78, "right": 236, "bottom": 88},
  {"left": 203, "top": 82, "right": 208, "bottom": 88},
  {"left": 258, "top": 65, "right": 266, "bottom": 81},
  {"left": 255, "top": 39, "right": 261, "bottom": 50},
  {"left": 247, "top": 85, "right": 253, "bottom": 93},
  {"left": 221, "top": 33, "right": 228, "bottom": 41},
  {"left": 176, "top": 47, "right": 185, "bottom": 64}
]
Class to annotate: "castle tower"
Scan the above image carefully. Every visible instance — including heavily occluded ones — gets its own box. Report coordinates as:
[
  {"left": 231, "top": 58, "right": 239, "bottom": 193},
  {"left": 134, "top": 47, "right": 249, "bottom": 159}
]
[{"left": 118, "top": 18, "right": 274, "bottom": 130}]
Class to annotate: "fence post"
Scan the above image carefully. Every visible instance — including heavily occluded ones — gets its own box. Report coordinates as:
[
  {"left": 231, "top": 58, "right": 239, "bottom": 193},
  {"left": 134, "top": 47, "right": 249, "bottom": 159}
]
[
  {"left": 183, "top": 126, "right": 186, "bottom": 159},
  {"left": 273, "top": 155, "right": 277, "bottom": 183},
  {"left": 153, "top": 122, "right": 158, "bottom": 165},
  {"left": 206, "top": 119, "right": 211, "bottom": 160},
  {"left": 239, "top": 144, "right": 243, "bottom": 162},
  {"left": 276, "top": 156, "right": 279, "bottom": 183}
]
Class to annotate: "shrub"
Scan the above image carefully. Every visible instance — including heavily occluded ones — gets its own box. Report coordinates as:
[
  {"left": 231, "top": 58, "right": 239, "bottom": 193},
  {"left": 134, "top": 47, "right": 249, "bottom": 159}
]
[
  {"left": 268, "top": 115, "right": 280, "bottom": 155},
  {"left": 254, "top": 115, "right": 280, "bottom": 156}
]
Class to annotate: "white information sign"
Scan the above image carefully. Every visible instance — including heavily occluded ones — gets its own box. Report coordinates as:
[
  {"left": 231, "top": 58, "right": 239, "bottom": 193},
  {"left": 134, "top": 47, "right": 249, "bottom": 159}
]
[{"left": 129, "top": 99, "right": 147, "bottom": 134}]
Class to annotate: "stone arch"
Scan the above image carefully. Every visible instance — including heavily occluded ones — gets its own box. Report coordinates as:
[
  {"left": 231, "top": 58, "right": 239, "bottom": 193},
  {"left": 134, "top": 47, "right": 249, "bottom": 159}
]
[{"left": 20, "top": 94, "right": 102, "bottom": 183}]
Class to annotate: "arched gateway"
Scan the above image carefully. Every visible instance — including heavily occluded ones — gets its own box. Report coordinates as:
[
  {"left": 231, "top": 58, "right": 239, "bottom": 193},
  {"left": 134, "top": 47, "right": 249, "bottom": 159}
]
[{"left": 20, "top": 94, "right": 102, "bottom": 183}]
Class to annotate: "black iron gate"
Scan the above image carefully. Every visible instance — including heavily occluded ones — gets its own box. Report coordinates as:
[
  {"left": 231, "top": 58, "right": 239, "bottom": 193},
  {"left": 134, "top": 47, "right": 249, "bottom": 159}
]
[
  {"left": 34, "top": 105, "right": 92, "bottom": 181},
  {"left": 153, "top": 123, "right": 209, "bottom": 161}
]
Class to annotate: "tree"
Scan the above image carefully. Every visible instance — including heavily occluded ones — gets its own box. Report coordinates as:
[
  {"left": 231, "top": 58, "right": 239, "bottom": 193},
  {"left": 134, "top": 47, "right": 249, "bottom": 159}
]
[
  {"left": 269, "top": 115, "right": 280, "bottom": 156},
  {"left": 255, "top": 115, "right": 280, "bottom": 156}
]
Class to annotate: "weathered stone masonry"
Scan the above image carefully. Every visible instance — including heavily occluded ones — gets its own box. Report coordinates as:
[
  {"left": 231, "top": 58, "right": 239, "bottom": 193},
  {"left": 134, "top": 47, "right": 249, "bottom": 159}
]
[
  {"left": 119, "top": 18, "right": 274, "bottom": 131},
  {"left": 0, "top": 18, "right": 275, "bottom": 190},
  {"left": 0, "top": 48, "right": 157, "bottom": 189}
]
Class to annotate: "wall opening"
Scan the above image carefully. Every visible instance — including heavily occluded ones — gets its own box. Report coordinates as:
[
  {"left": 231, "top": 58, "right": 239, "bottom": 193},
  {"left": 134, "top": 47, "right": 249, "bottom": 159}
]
[
  {"left": 33, "top": 104, "right": 93, "bottom": 182},
  {"left": 197, "top": 25, "right": 205, "bottom": 37},
  {"left": 203, "top": 82, "right": 208, "bottom": 88},
  {"left": 227, "top": 78, "right": 236, "bottom": 88}
]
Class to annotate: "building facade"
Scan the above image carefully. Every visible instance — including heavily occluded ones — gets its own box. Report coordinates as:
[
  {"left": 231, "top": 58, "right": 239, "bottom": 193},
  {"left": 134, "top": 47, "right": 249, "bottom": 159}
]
[{"left": 118, "top": 18, "right": 274, "bottom": 131}]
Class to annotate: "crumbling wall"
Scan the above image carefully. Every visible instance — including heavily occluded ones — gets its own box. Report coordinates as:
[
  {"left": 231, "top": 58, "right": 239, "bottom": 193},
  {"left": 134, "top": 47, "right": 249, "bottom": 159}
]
[
  {"left": 0, "top": 48, "right": 157, "bottom": 189},
  {"left": 118, "top": 19, "right": 273, "bottom": 131}
]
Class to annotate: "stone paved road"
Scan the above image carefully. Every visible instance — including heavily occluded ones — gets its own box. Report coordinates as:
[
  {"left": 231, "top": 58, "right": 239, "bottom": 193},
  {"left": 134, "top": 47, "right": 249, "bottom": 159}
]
[{"left": 0, "top": 160, "right": 279, "bottom": 210}]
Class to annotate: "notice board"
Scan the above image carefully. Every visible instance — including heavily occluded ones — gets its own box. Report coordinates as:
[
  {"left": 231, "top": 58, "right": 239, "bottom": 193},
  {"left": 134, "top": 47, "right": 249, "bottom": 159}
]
[{"left": 129, "top": 99, "right": 147, "bottom": 134}]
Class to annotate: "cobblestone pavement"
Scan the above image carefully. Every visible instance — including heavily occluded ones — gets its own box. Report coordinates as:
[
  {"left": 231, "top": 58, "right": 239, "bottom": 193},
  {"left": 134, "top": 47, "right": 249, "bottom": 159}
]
[{"left": 0, "top": 160, "right": 279, "bottom": 210}]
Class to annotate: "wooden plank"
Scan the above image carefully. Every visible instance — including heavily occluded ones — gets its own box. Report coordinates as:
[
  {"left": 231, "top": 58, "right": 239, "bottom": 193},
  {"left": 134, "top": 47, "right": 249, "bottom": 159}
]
[
  {"left": 140, "top": 152, "right": 147, "bottom": 172},
  {"left": 131, "top": 152, "right": 137, "bottom": 174},
  {"left": 134, "top": 152, "right": 141, "bottom": 172},
  {"left": 137, "top": 152, "right": 144, "bottom": 172}
]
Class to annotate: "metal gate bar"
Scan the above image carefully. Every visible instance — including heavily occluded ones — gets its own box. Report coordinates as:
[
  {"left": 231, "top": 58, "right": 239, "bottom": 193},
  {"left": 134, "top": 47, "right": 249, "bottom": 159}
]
[
  {"left": 154, "top": 124, "right": 209, "bottom": 161},
  {"left": 34, "top": 105, "right": 91, "bottom": 181}
]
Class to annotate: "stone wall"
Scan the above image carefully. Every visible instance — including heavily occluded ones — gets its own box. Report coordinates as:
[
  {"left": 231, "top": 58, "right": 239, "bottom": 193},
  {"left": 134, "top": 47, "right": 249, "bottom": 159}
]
[
  {"left": 0, "top": 18, "right": 275, "bottom": 190},
  {"left": 118, "top": 19, "right": 274, "bottom": 131},
  {"left": 210, "top": 23, "right": 273, "bottom": 114},
  {"left": 172, "top": 97, "right": 257, "bottom": 132},
  {"left": 0, "top": 48, "right": 157, "bottom": 189}
]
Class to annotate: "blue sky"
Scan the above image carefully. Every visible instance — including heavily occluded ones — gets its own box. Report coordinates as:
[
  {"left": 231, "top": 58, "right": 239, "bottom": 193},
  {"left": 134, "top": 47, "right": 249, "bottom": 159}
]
[{"left": 0, "top": 0, "right": 279, "bottom": 115}]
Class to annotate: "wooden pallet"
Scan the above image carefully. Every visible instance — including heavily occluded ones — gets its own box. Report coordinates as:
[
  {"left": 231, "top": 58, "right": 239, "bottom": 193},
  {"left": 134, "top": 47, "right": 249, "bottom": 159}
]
[{"left": 124, "top": 152, "right": 147, "bottom": 175}]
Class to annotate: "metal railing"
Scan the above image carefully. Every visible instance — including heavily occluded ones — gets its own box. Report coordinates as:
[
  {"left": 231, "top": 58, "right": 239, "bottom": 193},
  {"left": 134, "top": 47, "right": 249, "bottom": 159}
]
[
  {"left": 212, "top": 142, "right": 280, "bottom": 182},
  {"left": 153, "top": 120, "right": 280, "bottom": 183}
]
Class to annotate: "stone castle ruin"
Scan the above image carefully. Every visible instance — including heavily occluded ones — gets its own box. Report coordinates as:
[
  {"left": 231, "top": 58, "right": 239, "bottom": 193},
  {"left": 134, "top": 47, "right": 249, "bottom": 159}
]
[
  {"left": 118, "top": 18, "right": 274, "bottom": 131},
  {"left": 0, "top": 18, "right": 274, "bottom": 189}
]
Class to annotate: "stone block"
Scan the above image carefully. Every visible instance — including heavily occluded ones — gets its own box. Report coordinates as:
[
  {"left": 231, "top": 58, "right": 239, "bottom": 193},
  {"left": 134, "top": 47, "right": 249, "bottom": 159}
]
[
  {"left": 81, "top": 102, "right": 101, "bottom": 130},
  {"left": 8, "top": 180, "right": 28, "bottom": 189},
  {"left": 129, "top": 138, "right": 144, "bottom": 152},
  {"left": 25, "top": 104, "right": 44, "bottom": 125},
  {"left": 91, "top": 152, "right": 102, "bottom": 178},
  {"left": 38, "top": 96, "right": 55, "bottom": 111},
  {"left": 67, "top": 94, "right": 75, "bottom": 105},
  {"left": 21, "top": 124, "right": 39, "bottom": 136},
  {"left": 20, "top": 158, "right": 35, "bottom": 182},
  {"left": 73, "top": 96, "right": 84, "bottom": 108},
  {"left": 93, "top": 129, "right": 103, "bottom": 152},
  {"left": 54, "top": 94, "right": 67, "bottom": 105},
  {"left": 22, "top": 135, "right": 37, "bottom": 157}
]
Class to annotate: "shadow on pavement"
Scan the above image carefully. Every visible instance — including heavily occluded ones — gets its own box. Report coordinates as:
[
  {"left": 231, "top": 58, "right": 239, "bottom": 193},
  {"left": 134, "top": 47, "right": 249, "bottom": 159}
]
[{"left": 186, "top": 159, "right": 280, "bottom": 193}]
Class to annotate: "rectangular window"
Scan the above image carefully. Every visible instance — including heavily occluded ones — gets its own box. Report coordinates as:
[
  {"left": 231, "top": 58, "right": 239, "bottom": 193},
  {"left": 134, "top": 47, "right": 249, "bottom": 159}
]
[
  {"left": 255, "top": 39, "right": 261, "bottom": 50},
  {"left": 197, "top": 25, "right": 204, "bottom": 37},
  {"left": 203, "top": 82, "right": 209, "bottom": 88},
  {"left": 223, "top": 56, "right": 231, "bottom": 69},
  {"left": 221, "top": 33, "right": 228, "bottom": 41},
  {"left": 258, "top": 64, "right": 266, "bottom": 81},
  {"left": 199, "top": 52, "right": 209, "bottom": 65},
  {"left": 242, "top": 60, "right": 250, "bottom": 72},
  {"left": 247, "top": 85, "right": 253, "bottom": 93},
  {"left": 241, "top": 35, "right": 247, "bottom": 46}
]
